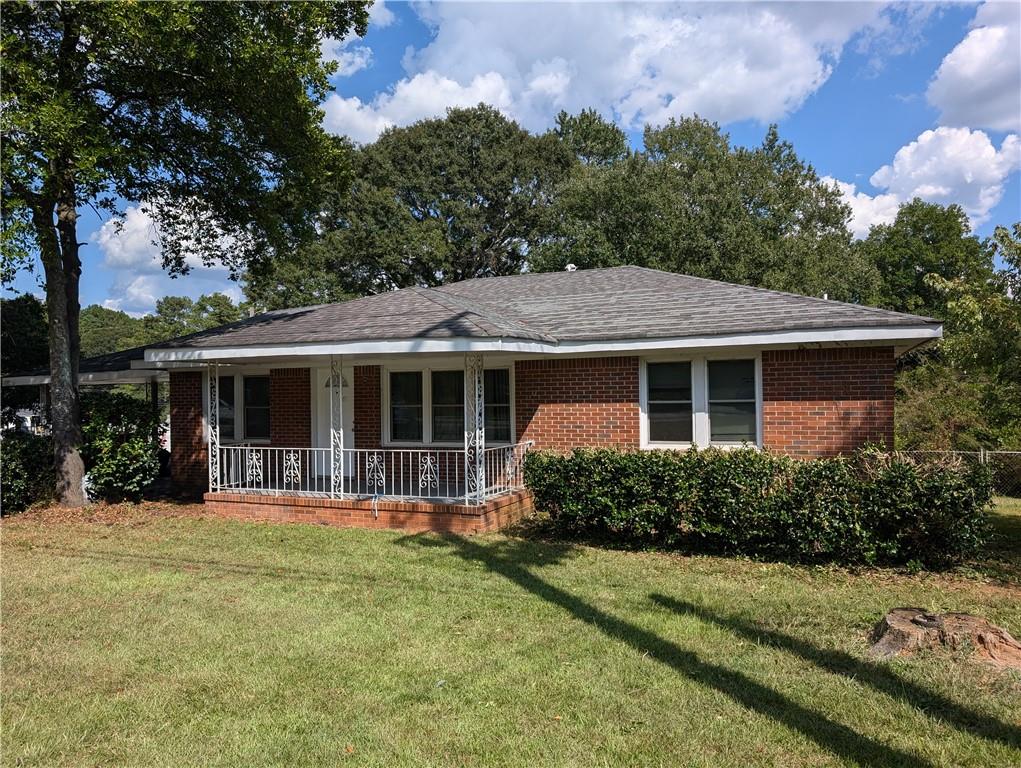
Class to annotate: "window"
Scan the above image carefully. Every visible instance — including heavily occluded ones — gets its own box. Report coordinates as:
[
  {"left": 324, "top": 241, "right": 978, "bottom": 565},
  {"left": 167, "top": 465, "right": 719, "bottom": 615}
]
[
  {"left": 243, "top": 376, "right": 271, "bottom": 441},
  {"left": 390, "top": 371, "right": 423, "bottom": 441},
  {"left": 646, "top": 362, "right": 693, "bottom": 443},
  {"left": 431, "top": 370, "right": 464, "bottom": 442},
  {"left": 484, "top": 369, "right": 511, "bottom": 442},
  {"left": 386, "top": 367, "right": 513, "bottom": 444},
  {"left": 218, "top": 376, "right": 236, "bottom": 441},
  {"left": 708, "top": 360, "right": 756, "bottom": 443}
]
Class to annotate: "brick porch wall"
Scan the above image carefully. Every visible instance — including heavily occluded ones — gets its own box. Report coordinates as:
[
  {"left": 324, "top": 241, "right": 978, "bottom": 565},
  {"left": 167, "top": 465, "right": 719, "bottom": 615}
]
[
  {"left": 515, "top": 356, "right": 640, "bottom": 450},
  {"left": 169, "top": 371, "right": 206, "bottom": 494},
  {"left": 269, "top": 368, "right": 311, "bottom": 447},
  {"left": 761, "top": 347, "right": 895, "bottom": 458}
]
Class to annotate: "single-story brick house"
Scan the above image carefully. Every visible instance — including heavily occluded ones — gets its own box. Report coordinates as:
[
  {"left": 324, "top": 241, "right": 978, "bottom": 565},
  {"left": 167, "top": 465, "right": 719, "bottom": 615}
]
[{"left": 5, "top": 266, "right": 941, "bottom": 531}]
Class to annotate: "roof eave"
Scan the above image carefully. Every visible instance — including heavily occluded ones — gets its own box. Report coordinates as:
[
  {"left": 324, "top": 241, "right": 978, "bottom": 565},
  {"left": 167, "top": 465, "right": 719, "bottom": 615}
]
[{"left": 142, "top": 323, "right": 942, "bottom": 363}]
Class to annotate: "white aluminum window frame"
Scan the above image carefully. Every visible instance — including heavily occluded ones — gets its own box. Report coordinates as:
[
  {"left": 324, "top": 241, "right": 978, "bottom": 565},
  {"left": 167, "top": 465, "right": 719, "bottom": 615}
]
[
  {"left": 640, "top": 353, "right": 762, "bottom": 450},
  {"left": 381, "top": 363, "right": 515, "bottom": 447},
  {"left": 214, "top": 369, "right": 272, "bottom": 445}
]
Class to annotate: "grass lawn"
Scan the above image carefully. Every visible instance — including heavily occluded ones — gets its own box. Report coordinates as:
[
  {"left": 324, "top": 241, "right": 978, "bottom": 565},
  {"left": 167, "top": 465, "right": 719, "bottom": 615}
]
[{"left": 2, "top": 499, "right": 1020, "bottom": 767}]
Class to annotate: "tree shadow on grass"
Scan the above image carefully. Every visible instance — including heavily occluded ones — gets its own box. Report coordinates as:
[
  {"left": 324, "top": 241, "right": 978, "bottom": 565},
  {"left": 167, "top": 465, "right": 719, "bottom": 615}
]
[
  {"left": 650, "top": 594, "right": 1021, "bottom": 753},
  {"left": 396, "top": 532, "right": 933, "bottom": 767}
]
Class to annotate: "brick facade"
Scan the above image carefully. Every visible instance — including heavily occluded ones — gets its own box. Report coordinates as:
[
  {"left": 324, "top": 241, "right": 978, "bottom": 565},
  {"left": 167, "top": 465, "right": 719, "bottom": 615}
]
[
  {"left": 353, "top": 365, "right": 382, "bottom": 448},
  {"left": 515, "top": 356, "right": 640, "bottom": 450},
  {"left": 204, "top": 490, "right": 533, "bottom": 533},
  {"left": 761, "top": 347, "right": 895, "bottom": 457},
  {"left": 169, "top": 371, "right": 206, "bottom": 495},
  {"left": 269, "top": 368, "right": 311, "bottom": 447}
]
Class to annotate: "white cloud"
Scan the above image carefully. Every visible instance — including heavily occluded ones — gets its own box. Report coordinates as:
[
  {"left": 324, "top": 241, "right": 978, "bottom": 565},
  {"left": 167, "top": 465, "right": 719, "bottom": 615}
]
[
  {"left": 324, "top": 71, "right": 514, "bottom": 144},
  {"left": 321, "top": 38, "right": 373, "bottom": 77},
  {"left": 870, "top": 127, "right": 1020, "bottom": 224},
  {"left": 927, "top": 1, "right": 1021, "bottom": 132},
  {"left": 93, "top": 205, "right": 237, "bottom": 315},
  {"left": 828, "top": 127, "right": 1021, "bottom": 237},
  {"left": 325, "top": 1, "right": 891, "bottom": 142},
  {"left": 368, "top": 0, "right": 395, "bottom": 29},
  {"left": 822, "top": 176, "right": 900, "bottom": 238}
]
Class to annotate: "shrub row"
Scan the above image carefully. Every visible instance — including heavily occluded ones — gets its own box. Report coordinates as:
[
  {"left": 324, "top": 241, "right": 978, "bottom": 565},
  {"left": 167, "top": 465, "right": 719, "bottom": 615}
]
[
  {"left": 1, "top": 390, "right": 164, "bottom": 514},
  {"left": 523, "top": 447, "right": 992, "bottom": 566}
]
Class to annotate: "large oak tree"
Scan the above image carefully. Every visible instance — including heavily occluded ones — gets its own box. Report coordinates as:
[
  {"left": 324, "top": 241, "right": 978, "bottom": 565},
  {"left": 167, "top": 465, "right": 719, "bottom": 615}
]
[{"left": 1, "top": 1, "right": 369, "bottom": 505}]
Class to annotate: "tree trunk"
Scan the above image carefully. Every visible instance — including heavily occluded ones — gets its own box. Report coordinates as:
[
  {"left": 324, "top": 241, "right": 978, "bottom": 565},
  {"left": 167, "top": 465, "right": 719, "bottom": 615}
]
[{"left": 34, "top": 193, "right": 86, "bottom": 507}]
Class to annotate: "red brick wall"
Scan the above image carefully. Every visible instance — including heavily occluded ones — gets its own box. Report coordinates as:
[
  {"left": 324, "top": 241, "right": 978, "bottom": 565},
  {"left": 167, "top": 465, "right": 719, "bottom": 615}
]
[
  {"left": 762, "top": 347, "right": 895, "bottom": 458},
  {"left": 353, "top": 365, "right": 381, "bottom": 448},
  {"left": 169, "top": 371, "right": 206, "bottom": 494},
  {"left": 515, "top": 357, "right": 640, "bottom": 450},
  {"left": 269, "top": 368, "right": 311, "bottom": 447}
]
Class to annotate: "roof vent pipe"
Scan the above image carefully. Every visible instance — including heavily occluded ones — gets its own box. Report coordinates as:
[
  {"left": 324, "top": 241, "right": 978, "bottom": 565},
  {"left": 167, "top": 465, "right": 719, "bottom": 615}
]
[
  {"left": 822, "top": 293, "right": 829, "bottom": 300},
  {"left": 565, "top": 263, "right": 577, "bottom": 272}
]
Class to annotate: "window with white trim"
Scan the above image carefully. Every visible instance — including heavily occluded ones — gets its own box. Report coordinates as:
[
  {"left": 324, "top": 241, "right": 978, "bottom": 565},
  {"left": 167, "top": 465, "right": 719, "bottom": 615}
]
[
  {"left": 707, "top": 359, "right": 756, "bottom": 443},
  {"left": 646, "top": 362, "right": 693, "bottom": 443},
  {"left": 243, "top": 376, "right": 271, "bottom": 441},
  {"left": 390, "top": 371, "right": 424, "bottom": 442},
  {"left": 216, "top": 374, "right": 270, "bottom": 442},
  {"left": 643, "top": 357, "right": 759, "bottom": 448},
  {"left": 385, "top": 367, "right": 512, "bottom": 445}
]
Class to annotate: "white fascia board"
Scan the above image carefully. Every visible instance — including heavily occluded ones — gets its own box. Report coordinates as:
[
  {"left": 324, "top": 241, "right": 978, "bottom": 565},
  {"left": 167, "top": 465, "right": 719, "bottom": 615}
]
[
  {"left": 2, "top": 369, "right": 169, "bottom": 387},
  {"left": 143, "top": 324, "right": 942, "bottom": 363}
]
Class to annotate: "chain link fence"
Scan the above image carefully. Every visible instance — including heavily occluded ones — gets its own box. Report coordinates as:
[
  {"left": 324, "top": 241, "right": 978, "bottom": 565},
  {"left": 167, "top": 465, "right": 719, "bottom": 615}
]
[{"left": 896, "top": 450, "right": 1021, "bottom": 498}]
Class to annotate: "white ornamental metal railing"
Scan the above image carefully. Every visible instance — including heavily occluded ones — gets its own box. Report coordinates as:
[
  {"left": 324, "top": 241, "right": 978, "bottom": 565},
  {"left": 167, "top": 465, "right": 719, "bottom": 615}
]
[{"left": 214, "top": 441, "right": 533, "bottom": 505}]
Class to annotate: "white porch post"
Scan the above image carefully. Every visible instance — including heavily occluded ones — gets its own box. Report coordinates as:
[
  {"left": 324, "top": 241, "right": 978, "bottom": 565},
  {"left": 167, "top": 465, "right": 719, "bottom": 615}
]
[
  {"left": 464, "top": 353, "right": 485, "bottom": 505},
  {"left": 329, "top": 356, "right": 345, "bottom": 498},
  {"left": 207, "top": 363, "right": 219, "bottom": 493}
]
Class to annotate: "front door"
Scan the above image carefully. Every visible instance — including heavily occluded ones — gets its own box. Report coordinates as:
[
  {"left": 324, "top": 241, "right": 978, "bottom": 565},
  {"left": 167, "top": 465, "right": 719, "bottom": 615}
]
[{"left": 313, "top": 365, "right": 355, "bottom": 478}]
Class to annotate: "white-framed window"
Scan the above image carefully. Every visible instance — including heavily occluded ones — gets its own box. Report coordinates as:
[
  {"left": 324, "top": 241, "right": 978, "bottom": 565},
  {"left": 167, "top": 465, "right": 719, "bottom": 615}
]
[
  {"left": 383, "top": 366, "right": 513, "bottom": 446},
  {"left": 216, "top": 373, "right": 271, "bottom": 443},
  {"left": 640, "top": 355, "right": 761, "bottom": 449}
]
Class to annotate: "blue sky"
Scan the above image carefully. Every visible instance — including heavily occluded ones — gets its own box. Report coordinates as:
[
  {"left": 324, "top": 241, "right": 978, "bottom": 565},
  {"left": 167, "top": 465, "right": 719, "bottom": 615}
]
[{"left": 8, "top": 1, "right": 1020, "bottom": 315}]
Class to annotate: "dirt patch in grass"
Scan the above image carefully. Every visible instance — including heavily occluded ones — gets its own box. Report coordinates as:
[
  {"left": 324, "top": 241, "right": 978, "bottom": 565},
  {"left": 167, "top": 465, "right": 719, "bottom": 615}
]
[{"left": 3, "top": 499, "right": 210, "bottom": 527}]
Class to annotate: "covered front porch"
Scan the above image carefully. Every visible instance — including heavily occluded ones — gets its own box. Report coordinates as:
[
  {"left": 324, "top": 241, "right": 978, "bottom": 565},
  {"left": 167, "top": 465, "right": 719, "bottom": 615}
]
[{"left": 190, "top": 352, "right": 535, "bottom": 530}]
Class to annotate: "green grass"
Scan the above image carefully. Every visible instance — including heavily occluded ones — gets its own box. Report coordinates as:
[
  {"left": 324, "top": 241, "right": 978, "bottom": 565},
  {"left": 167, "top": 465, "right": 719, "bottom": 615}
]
[{"left": 2, "top": 500, "right": 1020, "bottom": 767}]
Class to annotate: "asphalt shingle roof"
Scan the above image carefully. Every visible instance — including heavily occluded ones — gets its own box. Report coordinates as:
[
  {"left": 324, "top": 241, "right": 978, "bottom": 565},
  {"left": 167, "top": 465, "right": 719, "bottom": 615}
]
[{"left": 151, "top": 266, "right": 939, "bottom": 350}]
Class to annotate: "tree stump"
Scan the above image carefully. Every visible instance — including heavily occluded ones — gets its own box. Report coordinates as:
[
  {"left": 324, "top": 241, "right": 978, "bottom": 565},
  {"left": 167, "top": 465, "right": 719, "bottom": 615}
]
[{"left": 869, "top": 608, "right": 1021, "bottom": 668}]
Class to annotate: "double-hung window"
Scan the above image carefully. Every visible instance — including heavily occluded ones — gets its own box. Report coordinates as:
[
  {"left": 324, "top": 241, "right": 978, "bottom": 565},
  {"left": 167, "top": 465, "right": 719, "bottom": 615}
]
[
  {"left": 215, "top": 374, "right": 270, "bottom": 442},
  {"left": 218, "top": 376, "right": 237, "bottom": 441},
  {"left": 646, "top": 362, "right": 693, "bottom": 443},
  {"left": 387, "top": 367, "right": 512, "bottom": 444},
  {"left": 707, "top": 360, "right": 756, "bottom": 444},
  {"left": 643, "top": 358, "right": 758, "bottom": 448},
  {"left": 243, "top": 376, "right": 271, "bottom": 441},
  {"left": 390, "top": 371, "right": 424, "bottom": 442}
]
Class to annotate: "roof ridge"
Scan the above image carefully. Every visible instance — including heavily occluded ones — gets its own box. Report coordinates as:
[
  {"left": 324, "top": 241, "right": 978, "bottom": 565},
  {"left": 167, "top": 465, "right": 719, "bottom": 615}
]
[
  {"left": 408, "top": 287, "right": 496, "bottom": 337},
  {"left": 418, "top": 286, "right": 557, "bottom": 342},
  {"left": 624, "top": 265, "right": 938, "bottom": 324}
]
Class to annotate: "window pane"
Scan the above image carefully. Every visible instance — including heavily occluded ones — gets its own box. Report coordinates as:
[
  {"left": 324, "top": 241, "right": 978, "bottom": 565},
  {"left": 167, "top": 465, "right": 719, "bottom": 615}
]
[
  {"left": 484, "top": 369, "right": 510, "bottom": 405},
  {"left": 244, "top": 376, "right": 270, "bottom": 407},
  {"left": 649, "top": 402, "right": 693, "bottom": 442},
  {"left": 708, "top": 360, "right": 755, "bottom": 401},
  {"left": 433, "top": 405, "right": 462, "bottom": 442},
  {"left": 391, "top": 371, "right": 423, "bottom": 406},
  {"left": 391, "top": 406, "right": 423, "bottom": 441},
  {"left": 648, "top": 362, "right": 692, "bottom": 401},
  {"left": 218, "top": 376, "right": 235, "bottom": 441},
  {"left": 244, "top": 407, "right": 270, "bottom": 441},
  {"left": 709, "top": 402, "right": 756, "bottom": 442},
  {"left": 485, "top": 405, "right": 511, "bottom": 443},
  {"left": 432, "top": 370, "right": 463, "bottom": 406},
  {"left": 243, "top": 377, "right": 270, "bottom": 440}
]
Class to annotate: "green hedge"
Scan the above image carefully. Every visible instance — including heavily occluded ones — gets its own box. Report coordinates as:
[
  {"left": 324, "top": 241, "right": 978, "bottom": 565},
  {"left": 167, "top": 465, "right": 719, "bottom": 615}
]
[
  {"left": 80, "top": 390, "right": 163, "bottom": 502},
  {"left": 0, "top": 430, "right": 55, "bottom": 514},
  {"left": 523, "top": 447, "right": 992, "bottom": 566}
]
